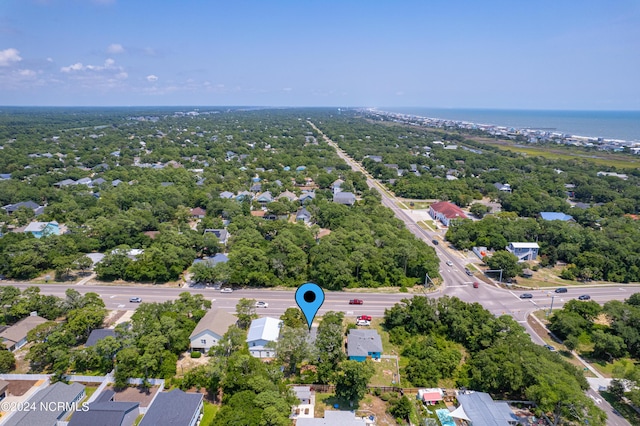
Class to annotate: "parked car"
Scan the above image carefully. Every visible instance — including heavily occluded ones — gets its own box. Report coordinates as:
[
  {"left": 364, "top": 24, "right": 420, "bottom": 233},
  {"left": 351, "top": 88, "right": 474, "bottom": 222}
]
[
  {"left": 519, "top": 293, "right": 533, "bottom": 299},
  {"left": 129, "top": 297, "right": 142, "bottom": 303},
  {"left": 255, "top": 301, "right": 269, "bottom": 308},
  {"left": 356, "top": 320, "right": 371, "bottom": 326},
  {"left": 578, "top": 294, "right": 591, "bottom": 300},
  {"left": 349, "top": 299, "right": 364, "bottom": 305},
  {"left": 357, "top": 315, "right": 372, "bottom": 321},
  {"left": 544, "top": 344, "right": 556, "bottom": 351},
  {"left": 446, "top": 261, "right": 453, "bottom": 266},
  {"left": 473, "top": 282, "right": 479, "bottom": 288},
  {"left": 220, "top": 288, "right": 233, "bottom": 293},
  {"left": 555, "top": 287, "right": 568, "bottom": 293}
]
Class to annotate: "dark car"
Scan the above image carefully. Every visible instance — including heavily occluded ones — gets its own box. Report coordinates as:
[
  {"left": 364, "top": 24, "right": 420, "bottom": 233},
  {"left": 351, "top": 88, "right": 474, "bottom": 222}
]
[
  {"left": 349, "top": 299, "right": 364, "bottom": 305},
  {"left": 465, "top": 269, "right": 474, "bottom": 276},
  {"left": 519, "top": 293, "right": 533, "bottom": 299},
  {"left": 544, "top": 344, "right": 556, "bottom": 351},
  {"left": 129, "top": 297, "right": 142, "bottom": 303},
  {"left": 555, "top": 287, "right": 568, "bottom": 293},
  {"left": 578, "top": 294, "right": 591, "bottom": 300},
  {"left": 432, "top": 239, "right": 439, "bottom": 245}
]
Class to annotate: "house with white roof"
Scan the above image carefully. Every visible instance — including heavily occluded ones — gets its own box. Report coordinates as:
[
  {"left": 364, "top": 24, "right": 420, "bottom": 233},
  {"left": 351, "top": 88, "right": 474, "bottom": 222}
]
[
  {"left": 290, "top": 386, "right": 315, "bottom": 419},
  {"left": 246, "top": 317, "right": 282, "bottom": 358},
  {"left": 505, "top": 242, "right": 539, "bottom": 262}
]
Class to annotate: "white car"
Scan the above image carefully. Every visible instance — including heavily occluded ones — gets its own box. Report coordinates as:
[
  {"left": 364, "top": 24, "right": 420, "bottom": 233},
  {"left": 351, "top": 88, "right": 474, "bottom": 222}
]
[
  {"left": 446, "top": 261, "right": 453, "bottom": 266},
  {"left": 255, "top": 301, "right": 269, "bottom": 308},
  {"left": 356, "top": 320, "right": 371, "bottom": 326},
  {"left": 220, "top": 288, "right": 233, "bottom": 293}
]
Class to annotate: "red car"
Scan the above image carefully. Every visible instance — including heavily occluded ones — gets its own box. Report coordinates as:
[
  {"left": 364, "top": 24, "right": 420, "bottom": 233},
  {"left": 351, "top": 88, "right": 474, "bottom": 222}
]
[
  {"left": 349, "top": 299, "right": 364, "bottom": 305},
  {"left": 357, "top": 315, "right": 372, "bottom": 321},
  {"left": 473, "top": 282, "right": 479, "bottom": 288}
]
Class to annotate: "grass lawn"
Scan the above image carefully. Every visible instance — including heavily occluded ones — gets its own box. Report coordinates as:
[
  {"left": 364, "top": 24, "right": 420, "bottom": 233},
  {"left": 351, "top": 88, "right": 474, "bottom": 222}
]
[
  {"left": 370, "top": 358, "right": 399, "bottom": 387},
  {"left": 418, "top": 221, "right": 436, "bottom": 231},
  {"left": 407, "top": 202, "right": 431, "bottom": 209},
  {"left": 316, "top": 392, "right": 355, "bottom": 416},
  {"left": 200, "top": 401, "right": 219, "bottom": 426},
  {"left": 83, "top": 386, "right": 99, "bottom": 401}
]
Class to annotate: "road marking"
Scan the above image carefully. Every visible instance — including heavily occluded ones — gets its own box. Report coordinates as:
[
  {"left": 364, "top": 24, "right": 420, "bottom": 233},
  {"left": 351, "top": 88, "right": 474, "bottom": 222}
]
[
  {"left": 110, "top": 295, "right": 116, "bottom": 298},
  {"left": 589, "top": 394, "right": 602, "bottom": 404},
  {"left": 117, "top": 304, "right": 125, "bottom": 308}
]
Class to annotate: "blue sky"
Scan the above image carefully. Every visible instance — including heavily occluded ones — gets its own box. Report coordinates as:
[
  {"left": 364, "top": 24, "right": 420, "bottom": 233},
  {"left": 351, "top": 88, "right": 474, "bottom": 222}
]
[{"left": 1, "top": 0, "right": 639, "bottom": 109}]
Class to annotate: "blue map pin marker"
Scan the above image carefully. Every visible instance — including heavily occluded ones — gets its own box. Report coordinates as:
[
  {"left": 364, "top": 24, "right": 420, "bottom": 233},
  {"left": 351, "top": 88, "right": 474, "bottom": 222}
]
[{"left": 295, "top": 282, "right": 325, "bottom": 331}]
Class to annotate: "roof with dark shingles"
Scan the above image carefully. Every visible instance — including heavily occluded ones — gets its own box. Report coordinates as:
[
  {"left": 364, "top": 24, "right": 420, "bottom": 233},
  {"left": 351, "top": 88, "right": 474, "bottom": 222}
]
[
  {"left": 68, "top": 400, "right": 139, "bottom": 426},
  {"left": 4, "top": 382, "right": 85, "bottom": 426},
  {"left": 85, "top": 329, "right": 116, "bottom": 347},
  {"left": 139, "top": 389, "right": 203, "bottom": 426}
]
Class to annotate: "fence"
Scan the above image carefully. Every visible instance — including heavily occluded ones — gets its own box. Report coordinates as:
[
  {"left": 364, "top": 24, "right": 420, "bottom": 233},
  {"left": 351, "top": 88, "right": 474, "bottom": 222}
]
[{"left": 300, "top": 384, "right": 420, "bottom": 395}]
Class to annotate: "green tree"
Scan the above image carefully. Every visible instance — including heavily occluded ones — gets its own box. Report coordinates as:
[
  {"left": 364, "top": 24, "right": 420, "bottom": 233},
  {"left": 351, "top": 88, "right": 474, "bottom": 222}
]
[
  {"left": 274, "top": 326, "right": 310, "bottom": 376},
  {"left": 389, "top": 395, "right": 412, "bottom": 423},
  {"left": 334, "top": 360, "right": 375, "bottom": 405},
  {"left": 236, "top": 298, "right": 257, "bottom": 330},
  {"left": 280, "top": 308, "right": 305, "bottom": 329},
  {"left": 484, "top": 251, "right": 522, "bottom": 280}
]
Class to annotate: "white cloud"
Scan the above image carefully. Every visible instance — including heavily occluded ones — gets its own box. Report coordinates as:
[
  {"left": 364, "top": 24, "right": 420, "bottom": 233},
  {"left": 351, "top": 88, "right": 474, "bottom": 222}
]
[
  {"left": 61, "top": 62, "right": 85, "bottom": 72},
  {"left": 18, "top": 69, "right": 36, "bottom": 77},
  {"left": 146, "top": 74, "right": 158, "bottom": 82},
  {"left": 107, "top": 43, "right": 124, "bottom": 54},
  {"left": 46, "top": 57, "right": 53, "bottom": 62},
  {"left": 0, "top": 48, "right": 22, "bottom": 67}
]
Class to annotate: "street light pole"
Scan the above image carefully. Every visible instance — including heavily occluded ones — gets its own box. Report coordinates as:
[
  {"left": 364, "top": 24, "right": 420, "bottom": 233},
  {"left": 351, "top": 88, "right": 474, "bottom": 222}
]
[{"left": 548, "top": 295, "right": 555, "bottom": 316}]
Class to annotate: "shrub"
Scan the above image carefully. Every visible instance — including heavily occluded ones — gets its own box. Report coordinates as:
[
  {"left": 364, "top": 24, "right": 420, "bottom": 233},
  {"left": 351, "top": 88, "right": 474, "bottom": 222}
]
[{"left": 190, "top": 351, "right": 202, "bottom": 359}]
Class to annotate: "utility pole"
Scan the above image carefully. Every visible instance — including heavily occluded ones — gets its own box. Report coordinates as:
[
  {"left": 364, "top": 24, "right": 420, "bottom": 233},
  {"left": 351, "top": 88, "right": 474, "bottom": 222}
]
[
  {"left": 548, "top": 294, "right": 555, "bottom": 316},
  {"left": 424, "top": 273, "right": 435, "bottom": 288}
]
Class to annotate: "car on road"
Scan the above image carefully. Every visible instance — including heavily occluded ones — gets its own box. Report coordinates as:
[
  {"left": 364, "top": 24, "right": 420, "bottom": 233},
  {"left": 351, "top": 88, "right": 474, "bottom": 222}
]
[
  {"left": 473, "top": 282, "right": 479, "bottom": 288},
  {"left": 255, "top": 301, "right": 269, "bottom": 308},
  {"left": 555, "top": 287, "right": 568, "bottom": 293},
  {"left": 544, "top": 344, "right": 556, "bottom": 351},
  {"left": 349, "top": 299, "right": 364, "bottom": 305},
  {"left": 357, "top": 315, "right": 372, "bottom": 321},
  {"left": 129, "top": 297, "right": 142, "bottom": 303},
  {"left": 519, "top": 293, "right": 533, "bottom": 299},
  {"left": 446, "top": 261, "right": 453, "bottom": 266},
  {"left": 432, "top": 239, "right": 439, "bottom": 245},
  {"left": 220, "top": 288, "right": 233, "bottom": 293},
  {"left": 355, "top": 320, "right": 371, "bottom": 326},
  {"left": 465, "top": 268, "right": 474, "bottom": 276},
  {"left": 578, "top": 294, "right": 591, "bottom": 300}
]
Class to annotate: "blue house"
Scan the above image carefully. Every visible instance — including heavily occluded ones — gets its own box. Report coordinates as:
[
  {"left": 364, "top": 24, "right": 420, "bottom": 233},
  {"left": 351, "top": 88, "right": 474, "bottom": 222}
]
[
  {"left": 347, "top": 329, "right": 382, "bottom": 362},
  {"left": 23, "top": 221, "right": 60, "bottom": 238},
  {"left": 540, "top": 212, "right": 574, "bottom": 222}
]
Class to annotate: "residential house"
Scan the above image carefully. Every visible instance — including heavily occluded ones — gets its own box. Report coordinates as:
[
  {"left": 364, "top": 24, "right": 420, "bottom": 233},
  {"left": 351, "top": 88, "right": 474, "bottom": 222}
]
[
  {"left": 4, "top": 382, "right": 85, "bottom": 426},
  {"left": 23, "top": 221, "right": 60, "bottom": 238},
  {"left": 53, "top": 178, "right": 77, "bottom": 188},
  {"left": 111, "top": 179, "right": 123, "bottom": 187},
  {"left": 539, "top": 212, "right": 574, "bottom": 222},
  {"left": 296, "top": 208, "right": 312, "bottom": 224},
  {"left": 0, "top": 314, "right": 49, "bottom": 351},
  {"left": 296, "top": 410, "right": 367, "bottom": 426},
  {"left": 417, "top": 388, "right": 444, "bottom": 405},
  {"left": 236, "top": 191, "right": 254, "bottom": 201},
  {"left": 192, "top": 253, "right": 229, "bottom": 268},
  {"left": 190, "top": 308, "right": 237, "bottom": 353},
  {"left": 449, "top": 391, "right": 519, "bottom": 425},
  {"left": 347, "top": 329, "right": 383, "bottom": 362},
  {"left": 2, "top": 201, "right": 44, "bottom": 216},
  {"left": 429, "top": 201, "right": 468, "bottom": 226},
  {"left": 91, "top": 177, "right": 107, "bottom": 187},
  {"left": 204, "top": 229, "right": 229, "bottom": 245},
  {"left": 0, "top": 379, "right": 9, "bottom": 401},
  {"left": 331, "top": 179, "right": 344, "bottom": 195},
  {"left": 69, "top": 390, "right": 139, "bottom": 426},
  {"left": 493, "top": 182, "right": 512, "bottom": 192},
  {"left": 365, "top": 155, "right": 382, "bottom": 163},
  {"left": 298, "top": 191, "right": 315, "bottom": 204},
  {"left": 0, "top": 173, "right": 11, "bottom": 180},
  {"left": 219, "top": 191, "right": 235, "bottom": 199},
  {"left": 506, "top": 242, "right": 540, "bottom": 262},
  {"left": 291, "top": 386, "right": 315, "bottom": 419},
  {"left": 250, "top": 183, "right": 263, "bottom": 192},
  {"left": 85, "top": 329, "right": 116, "bottom": 347},
  {"left": 139, "top": 389, "right": 203, "bottom": 426},
  {"left": 190, "top": 207, "right": 206, "bottom": 219},
  {"left": 76, "top": 177, "right": 92, "bottom": 186},
  {"left": 597, "top": 171, "right": 628, "bottom": 180},
  {"left": 277, "top": 190, "right": 298, "bottom": 203},
  {"left": 333, "top": 192, "right": 356, "bottom": 206},
  {"left": 256, "top": 191, "right": 273, "bottom": 205},
  {"left": 247, "top": 317, "right": 283, "bottom": 358}
]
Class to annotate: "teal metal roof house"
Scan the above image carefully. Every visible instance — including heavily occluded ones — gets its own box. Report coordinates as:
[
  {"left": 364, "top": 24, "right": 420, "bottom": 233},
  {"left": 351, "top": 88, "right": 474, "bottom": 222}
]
[{"left": 539, "top": 212, "right": 574, "bottom": 222}]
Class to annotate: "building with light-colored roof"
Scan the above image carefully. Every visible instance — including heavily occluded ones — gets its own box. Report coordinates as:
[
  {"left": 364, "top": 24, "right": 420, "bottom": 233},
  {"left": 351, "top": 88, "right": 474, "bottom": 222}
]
[
  {"left": 246, "top": 317, "right": 282, "bottom": 358},
  {"left": 505, "top": 242, "right": 539, "bottom": 262},
  {"left": 189, "top": 308, "right": 237, "bottom": 353}
]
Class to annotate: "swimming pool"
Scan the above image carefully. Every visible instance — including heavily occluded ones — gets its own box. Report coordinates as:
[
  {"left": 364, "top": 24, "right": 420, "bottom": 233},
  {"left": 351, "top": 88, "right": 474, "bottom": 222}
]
[{"left": 435, "top": 408, "right": 455, "bottom": 426}]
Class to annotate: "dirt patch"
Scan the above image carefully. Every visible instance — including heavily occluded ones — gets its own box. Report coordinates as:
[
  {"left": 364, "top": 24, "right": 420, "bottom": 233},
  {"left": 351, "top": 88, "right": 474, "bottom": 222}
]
[
  {"left": 357, "top": 395, "right": 396, "bottom": 425},
  {"left": 104, "top": 310, "right": 127, "bottom": 327},
  {"left": 177, "top": 352, "right": 209, "bottom": 376},
  {"left": 6, "top": 380, "right": 38, "bottom": 396},
  {"left": 104, "top": 385, "right": 159, "bottom": 408}
]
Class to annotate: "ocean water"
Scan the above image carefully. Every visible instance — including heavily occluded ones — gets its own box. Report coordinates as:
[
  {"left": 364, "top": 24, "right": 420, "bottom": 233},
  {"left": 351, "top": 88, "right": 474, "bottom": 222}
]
[{"left": 380, "top": 107, "right": 640, "bottom": 142}]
